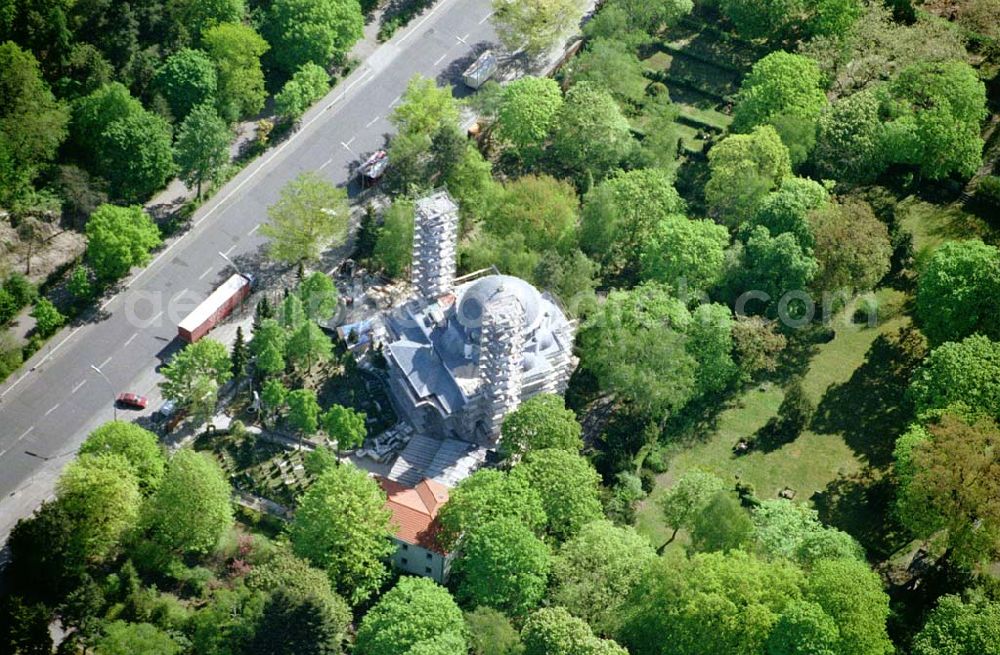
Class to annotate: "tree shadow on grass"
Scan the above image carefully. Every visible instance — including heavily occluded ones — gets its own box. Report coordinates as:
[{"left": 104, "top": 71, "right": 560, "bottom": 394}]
[
  {"left": 810, "top": 326, "right": 927, "bottom": 468},
  {"left": 811, "top": 467, "right": 908, "bottom": 561}
]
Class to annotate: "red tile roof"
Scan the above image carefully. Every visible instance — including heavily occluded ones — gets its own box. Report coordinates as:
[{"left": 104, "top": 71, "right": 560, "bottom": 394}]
[{"left": 378, "top": 477, "right": 450, "bottom": 554}]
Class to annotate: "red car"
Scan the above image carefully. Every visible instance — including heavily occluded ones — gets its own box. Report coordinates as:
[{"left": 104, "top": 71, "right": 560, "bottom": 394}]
[{"left": 116, "top": 392, "right": 148, "bottom": 410}]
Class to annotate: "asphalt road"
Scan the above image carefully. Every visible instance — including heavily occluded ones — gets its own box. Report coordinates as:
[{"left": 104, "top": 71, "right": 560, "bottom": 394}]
[{"left": 0, "top": 0, "right": 498, "bottom": 541}]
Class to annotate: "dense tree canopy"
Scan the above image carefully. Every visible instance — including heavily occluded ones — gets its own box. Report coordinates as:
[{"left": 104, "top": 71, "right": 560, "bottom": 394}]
[
  {"left": 809, "top": 197, "right": 892, "bottom": 294},
  {"left": 909, "top": 335, "right": 1000, "bottom": 418},
  {"left": 895, "top": 412, "right": 1000, "bottom": 567},
  {"left": 95, "top": 621, "right": 181, "bottom": 655},
  {"left": 812, "top": 90, "right": 886, "bottom": 183},
  {"left": 202, "top": 23, "right": 269, "bottom": 120},
  {"left": 494, "top": 75, "right": 563, "bottom": 159},
  {"left": 274, "top": 62, "right": 330, "bottom": 119},
  {"left": 491, "top": 0, "right": 586, "bottom": 55},
  {"left": 705, "top": 126, "right": 792, "bottom": 226},
  {"left": 744, "top": 177, "right": 827, "bottom": 251},
  {"left": 511, "top": 448, "right": 603, "bottom": 541},
  {"left": 915, "top": 240, "right": 1000, "bottom": 346},
  {"left": 719, "top": 0, "right": 862, "bottom": 41},
  {"left": 79, "top": 421, "right": 165, "bottom": 493},
  {"left": 174, "top": 102, "right": 231, "bottom": 198},
  {"left": 913, "top": 594, "right": 1000, "bottom": 655},
  {"left": 521, "top": 607, "right": 629, "bottom": 655},
  {"left": 154, "top": 48, "right": 217, "bottom": 122},
  {"left": 437, "top": 468, "right": 547, "bottom": 550},
  {"left": 883, "top": 60, "right": 987, "bottom": 180},
  {"left": 580, "top": 167, "right": 685, "bottom": 279},
  {"left": 160, "top": 338, "right": 232, "bottom": 416},
  {"left": 355, "top": 577, "right": 467, "bottom": 655},
  {"left": 142, "top": 449, "right": 233, "bottom": 554},
  {"left": 0, "top": 41, "right": 68, "bottom": 207},
  {"left": 732, "top": 52, "right": 827, "bottom": 135},
  {"left": 261, "top": 171, "right": 350, "bottom": 263},
  {"left": 640, "top": 214, "right": 730, "bottom": 291},
  {"left": 263, "top": 0, "right": 364, "bottom": 77},
  {"left": 289, "top": 463, "right": 394, "bottom": 603},
  {"left": 248, "top": 586, "right": 350, "bottom": 655},
  {"left": 659, "top": 468, "right": 726, "bottom": 543},
  {"left": 85, "top": 204, "right": 161, "bottom": 281},
  {"left": 56, "top": 453, "right": 141, "bottom": 562},
  {"left": 499, "top": 393, "right": 582, "bottom": 460},
  {"left": 550, "top": 520, "right": 656, "bottom": 633},
  {"left": 454, "top": 516, "right": 551, "bottom": 617},
  {"left": 549, "top": 82, "right": 634, "bottom": 186}
]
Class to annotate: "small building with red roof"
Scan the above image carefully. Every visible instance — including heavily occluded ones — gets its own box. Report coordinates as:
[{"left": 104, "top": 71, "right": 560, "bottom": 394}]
[{"left": 377, "top": 476, "right": 454, "bottom": 583}]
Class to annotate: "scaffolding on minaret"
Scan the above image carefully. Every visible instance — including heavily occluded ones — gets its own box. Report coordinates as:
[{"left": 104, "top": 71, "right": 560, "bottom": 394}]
[
  {"left": 476, "top": 289, "right": 526, "bottom": 439},
  {"left": 411, "top": 190, "right": 459, "bottom": 299}
]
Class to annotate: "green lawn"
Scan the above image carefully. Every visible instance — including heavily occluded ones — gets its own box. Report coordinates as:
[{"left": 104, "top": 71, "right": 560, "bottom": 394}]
[
  {"left": 897, "top": 196, "right": 993, "bottom": 267},
  {"left": 636, "top": 290, "right": 912, "bottom": 551}
]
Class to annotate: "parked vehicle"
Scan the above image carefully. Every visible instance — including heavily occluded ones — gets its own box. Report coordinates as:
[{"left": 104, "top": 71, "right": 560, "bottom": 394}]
[
  {"left": 359, "top": 150, "right": 388, "bottom": 187},
  {"left": 154, "top": 399, "right": 176, "bottom": 422},
  {"left": 462, "top": 50, "right": 497, "bottom": 89},
  {"left": 116, "top": 392, "right": 148, "bottom": 410},
  {"left": 177, "top": 273, "right": 254, "bottom": 343}
]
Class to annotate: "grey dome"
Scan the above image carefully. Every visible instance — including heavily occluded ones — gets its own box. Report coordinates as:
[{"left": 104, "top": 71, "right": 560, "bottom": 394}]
[{"left": 456, "top": 275, "right": 544, "bottom": 333}]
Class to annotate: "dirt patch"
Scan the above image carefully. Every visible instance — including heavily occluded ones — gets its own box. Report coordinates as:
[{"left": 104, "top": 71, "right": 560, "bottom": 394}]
[{"left": 0, "top": 218, "right": 86, "bottom": 286}]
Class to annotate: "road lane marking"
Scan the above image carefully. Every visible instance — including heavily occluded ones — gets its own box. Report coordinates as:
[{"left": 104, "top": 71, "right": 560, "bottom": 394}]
[
  {"left": 341, "top": 141, "right": 354, "bottom": 153},
  {"left": 456, "top": 33, "right": 468, "bottom": 44},
  {"left": 17, "top": 427, "right": 33, "bottom": 441},
  {"left": 149, "top": 310, "right": 164, "bottom": 325},
  {"left": 434, "top": 53, "right": 448, "bottom": 65},
  {"left": 222, "top": 244, "right": 237, "bottom": 256},
  {"left": 71, "top": 380, "right": 87, "bottom": 394},
  {"left": 365, "top": 116, "right": 381, "bottom": 128},
  {"left": 479, "top": 11, "right": 493, "bottom": 23},
  {"left": 320, "top": 158, "right": 334, "bottom": 170},
  {"left": 123, "top": 333, "right": 138, "bottom": 347},
  {"left": 44, "top": 404, "right": 60, "bottom": 416},
  {"left": 199, "top": 266, "right": 214, "bottom": 280},
  {"left": 249, "top": 223, "right": 261, "bottom": 235},
  {"left": 389, "top": 94, "right": 401, "bottom": 107},
  {"left": 396, "top": 0, "right": 450, "bottom": 45},
  {"left": 98, "top": 356, "right": 113, "bottom": 369}
]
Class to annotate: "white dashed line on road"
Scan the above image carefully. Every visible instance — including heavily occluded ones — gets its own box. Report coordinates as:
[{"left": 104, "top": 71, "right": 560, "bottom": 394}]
[
  {"left": 320, "top": 158, "right": 335, "bottom": 170},
  {"left": 456, "top": 33, "right": 468, "bottom": 44},
  {"left": 98, "top": 356, "right": 113, "bottom": 369},
  {"left": 341, "top": 141, "right": 354, "bottom": 153},
  {"left": 149, "top": 310, "right": 164, "bottom": 324},
  {"left": 44, "top": 404, "right": 60, "bottom": 416},
  {"left": 17, "top": 427, "right": 33, "bottom": 441},
  {"left": 222, "top": 244, "right": 237, "bottom": 257},
  {"left": 124, "top": 333, "right": 138, "bottom": 347},
  {"left": 434, "top": 53, "right": 448, "bottom": 65},
  {"left": 479, "top": 11, "right": 493, "bottom": 23},
  {"left": 365, "top": 116, "right": 381, "bottom": 128},
  {"left": 389, "top": 94, "right": 401, "bottom": 108},
  {"left": 199, "top": 266, "right": 214, "bottom": 280},
  {"left": 71, "top": 380, "right": 87, "bottom": 394},
  {"left": 249, "top": 223, "right": 261, "bottom": 235}
]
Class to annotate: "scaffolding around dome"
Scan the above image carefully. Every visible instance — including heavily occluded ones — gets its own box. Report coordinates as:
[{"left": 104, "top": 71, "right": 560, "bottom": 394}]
[{"left": 377, "top": 190, "right": 578, "bottom": 445}]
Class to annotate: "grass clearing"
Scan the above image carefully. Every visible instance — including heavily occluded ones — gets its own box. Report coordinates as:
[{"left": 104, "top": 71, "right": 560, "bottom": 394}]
[
  {"left": 636, "top": 291, "right": 912, "bottom": 552},
  {"left": 897, "top": 196, "right": 994, "bottom": 267}
]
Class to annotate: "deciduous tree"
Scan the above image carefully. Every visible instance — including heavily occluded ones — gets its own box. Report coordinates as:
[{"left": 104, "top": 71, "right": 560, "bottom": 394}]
[
  {"left": 908, "top": 335, "right": 1000, "bottom": 418},
  {"left": 143, "top": 449, "right": 234, "bottom": 554},
  {"left": 274, "top": 63, "right": 330, "bottom": 119},
  {"left": 30, "top": 297, "right": 64, "bottom": 337},
  {"left": 263, "top": 0, "right": 364, "bottom": 77},
  {"left": 372, "top": 198, "right": 414, "bottom": 278},
  {"left": 355, "top": 577, "right": 467, "bottom": 655},
  {"left": 160, "top": 339, "right": 232, "bottom": 411},
  {"left": 262, "top": 171, "right": 349, "bottom": 264},
  {"left": 804, "top": 558, "right": 893, "bottom": 655},
  {"left": 298, "top": 271, "right": 338, "bottom": 321},
  {"left": 659, "top": 469, "right": 725, "bottom": 545},
  {"left": 202, "top": 23, "right": 269, "bottom": 119},
  {"left": 321, "top": 404, "right": 366, "bottom": 453},
  {"left": 485, "top": 175, "right": 579, "bottom": 253},
  {"left": 56, "top": 454, "right": 141, "bottom": 562},
  {"left": 79, "top": 421, "right": 165, "bottom": 493},
  {"left": 705, "top": 126, "right": 791, "bottom": 226},
  {"left": 289, "top": 463, "right": 394, "bottom": 603},
  {"left": 248, "top": 587, "right": 350, "bottom": 655},
  {"left": 521, "top": 607, "right": 628, "bottom": 655},
  {"left": 689, "top": 491, "right": 754, "bottom": 553},
  {"left": 550, "top": 520, "right": 656, "bottom": 633},
  {"left": 287, "top": 322, "right": 333, "bottom": 374},
  {"left": 454, "top": 517, "right": 551, "bottom": 617},
  {"left": 491, "top": 0, "right": 586, "bottom": 55},
  {"left": 85, "top": 204, "right": 161, "bottom": 282},
  {"left": 437, "top": 469, "right": 547, "bottom": 550},
  {"left": 915, "top": 240, "right": 1000, "bottom": 346},
  {"left": 809, "top": 197, "right": 891, "bottom": 294},
  {"left": 732, "top": 52, "right": 827, "bottom": 135},
  {"left": 154, "top": 48, "right": 218, "bottom": 122},
  {"left": 913, "top": 594, "right": 1000, "bottom": 655},
  {"left": 549, "top": 82, "right": 634, "bottom": 187},
  {"left": 511, "top": 448, "right": 603, "bottom": 541},
  {"left": 287, "top": 388, "right": 321, "bottom": 436},
  {"left": 95, "top": 621, "right": 181, "bottom": 655},
  {"left": 495, "top": 76, "right": 563, "bottom": 160},
  {"left": 500, "top": 394, "right": 582, "bottom": 460},
  {"left": 812, "top": 90, "right": 886, "bottom": 183},
  {"left": 174, "top": 103, "right": 231, "bottom": 198},
  {"left": 641, "top": 215, "right": 729, "bottom": 292}
]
